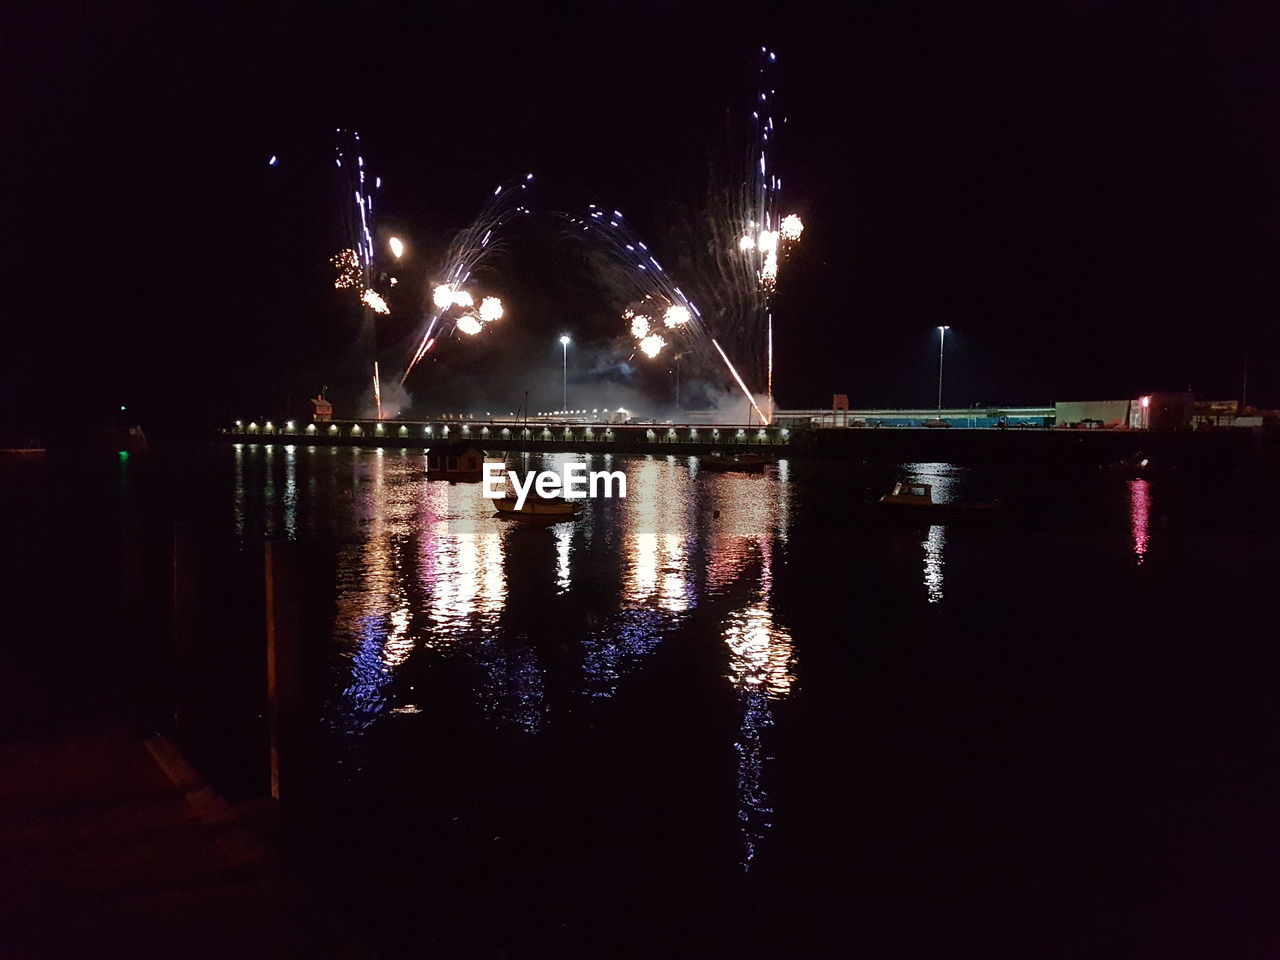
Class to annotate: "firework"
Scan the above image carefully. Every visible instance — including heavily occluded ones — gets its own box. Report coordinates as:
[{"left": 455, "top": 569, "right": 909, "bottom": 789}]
[
  {"left": 780, "top": 214, "right": 803, "bottom": 241},
  {"left": 402, "top": 174, "right": 532, "bottom": 382},
  {"left": 639, "top": 334, "right": 667, "bottom": 358},
  {"left": 664, "top": 48, "right": 802, "bottom": 414},
  {"left": 333, "top": 129, "right": 383, "bottom": 285},
  {"left": 713, "top": 338, "right": 768, "bottom": 425},
  {"left": 664, "top": 305, "right": 691, "bottom": 328},
  {"left": 331, "top": 248, "right": 361, "bottom": 290},
  {"left": 563, "top": 206, "right": 704, "bottom": 361},
  {"left": 373, "top": 361, "right": 383, "bottom": 420},
  {"left": 361, "top": 289, "right": 390, "bottom": 315}
]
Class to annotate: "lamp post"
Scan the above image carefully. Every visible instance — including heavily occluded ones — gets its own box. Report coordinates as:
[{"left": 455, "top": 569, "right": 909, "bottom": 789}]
[
  {"left": 936, "top": 325, "right": 951, "bottom": 413},
  {"left": 560, "top": 335, "right": 570, "bottom": 411}
]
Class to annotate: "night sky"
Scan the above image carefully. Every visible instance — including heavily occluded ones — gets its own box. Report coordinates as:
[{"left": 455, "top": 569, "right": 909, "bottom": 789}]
[{"left": 6, "top": 1, "right": 1280, "bottom": 427}]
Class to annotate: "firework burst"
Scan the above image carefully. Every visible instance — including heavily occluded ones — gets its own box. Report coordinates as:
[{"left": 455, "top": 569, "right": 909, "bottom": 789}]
[
  {"left": 401, "top": 175, "right": 532, "bottom": 382},
  {"left": 564, "top": 206, "right": 704, "bottom": 361}
]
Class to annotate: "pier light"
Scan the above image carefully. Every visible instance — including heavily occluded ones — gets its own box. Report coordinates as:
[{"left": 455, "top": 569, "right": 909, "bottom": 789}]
[
  {"left": 234, "top": 420, "right": 242, "bottom": 427},
  {"left": 351, "top": 425, "right": 361, "bottom": 435},
  {"left": 306, "top": 424, "right": 316, "bottom": 433},
  {"left": 286, "top": 420, "right": 295, "bottom": 430},
  {"left": 712, "top": 429, "right": 720, "bottom": 436},
  {"left": 329, "top": 424, "right": 338, "bottom": 435},
  {"left": 559, "top": 336, "right": 571, "bottom": 410},
  {"left": 737, "top": 428, "right": 745, "bottom": 435}
]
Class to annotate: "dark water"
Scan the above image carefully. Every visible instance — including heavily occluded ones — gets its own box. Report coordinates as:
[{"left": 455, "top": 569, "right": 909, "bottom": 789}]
[{"left": 5, "top": 444, "right": 1279, "bottom": 958}]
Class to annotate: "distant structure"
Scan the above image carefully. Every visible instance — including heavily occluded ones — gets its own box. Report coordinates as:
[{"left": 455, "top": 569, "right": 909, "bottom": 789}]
[
  {"left": 426, "top": 445, "right": 485, "bottom": 481},
  {"left": 1055, "top": 393, "right": 1192, "bottom": 430},
  {"left": 310, "top": 394, "right": 333, "bottom": 422}
]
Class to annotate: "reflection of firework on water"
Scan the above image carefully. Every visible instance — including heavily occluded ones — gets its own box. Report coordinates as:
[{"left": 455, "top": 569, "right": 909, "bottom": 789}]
[
  {"left": 331, "top": 248, "right": 361, "bottom": 289},
  {"left": 564, "top": 206, "right": 703, "bottom": 361},
  {"left": 402, "top": 175, "right": 531, "bottom": 382}
]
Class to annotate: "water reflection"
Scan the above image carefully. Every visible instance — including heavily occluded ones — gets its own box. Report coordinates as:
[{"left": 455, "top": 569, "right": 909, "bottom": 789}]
[
  {"left": 233, "top": 444, "right": 245, "bottom": 537},
  {"left": 724, "top": 538, "right": 794, "bottom": 870},
  {"left": 1129, "top": 478, "right": 1151, "bottom": 565},
  {"left": 283, "top": 445, "right": 297, "bottom": 539},
  {"left": 336, "top": 449, "right": 419, "bottom": 733},
  {"left": 582, "top": 457, "right": 698, "bottom": 698},
  {"left": 235, "top": 447, "right": 797, "bottom": 863},
  {"left": 923, "top": 525, "right": 946, "bottom": 603}
]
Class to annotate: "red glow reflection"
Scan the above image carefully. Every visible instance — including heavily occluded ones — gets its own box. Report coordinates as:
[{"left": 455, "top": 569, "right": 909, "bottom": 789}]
[{"left": 1129, "top": 478, "right": 1150, "bottom": 564}]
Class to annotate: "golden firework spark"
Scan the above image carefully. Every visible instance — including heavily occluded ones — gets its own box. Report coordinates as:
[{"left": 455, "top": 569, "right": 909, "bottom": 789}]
[{"left": 362, "top": 288, "right": 390, "bottom": 314}]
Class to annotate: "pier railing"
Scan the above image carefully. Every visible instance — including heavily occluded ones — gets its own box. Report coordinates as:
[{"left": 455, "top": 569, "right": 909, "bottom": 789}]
[{"left": 221, "top": 418, "right": 798, "bottom": 451}]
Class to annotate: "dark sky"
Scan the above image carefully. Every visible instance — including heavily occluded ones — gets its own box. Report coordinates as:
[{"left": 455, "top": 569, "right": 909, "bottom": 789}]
[{"left": 5, "top": 1, "right": 1280, "bottom": 425}]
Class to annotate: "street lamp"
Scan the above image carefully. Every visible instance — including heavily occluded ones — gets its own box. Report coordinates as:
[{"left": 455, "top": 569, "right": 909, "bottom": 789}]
[
  {"left": 936, "top": 326, "right": 951, "bottom": 412},
  {"left": 388, "top": 236, "right": 405, "bottom": 259},
  {"left": 559, "top": 335, "right": 570, "bottom": 410}
]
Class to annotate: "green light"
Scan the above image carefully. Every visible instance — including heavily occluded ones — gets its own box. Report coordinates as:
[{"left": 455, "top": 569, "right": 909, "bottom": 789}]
[
  {"left": 117, "top": 450, "right": 129, "bottom": 460},
  {"left": 120, "top": 405, "right": 126, "bottom": 412}
]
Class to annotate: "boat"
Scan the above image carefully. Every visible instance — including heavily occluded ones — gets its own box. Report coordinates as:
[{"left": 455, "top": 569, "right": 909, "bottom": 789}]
[
  {"left": 698, "top": 452, "right": 767, "bottom": 473},
  {"left": 493, "top": 495, "right": 582, "bottom": 519},
  {"left": 878, "top": 481, "right": 1001, "bottom": 518}
]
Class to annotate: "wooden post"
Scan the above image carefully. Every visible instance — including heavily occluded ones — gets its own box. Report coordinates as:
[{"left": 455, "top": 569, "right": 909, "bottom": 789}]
[
  {"left": 265, "top": 540, "right": 300, "bottom": 804},
  {"left": 172, "top": 522, "right": 200, "bottom": 735}
]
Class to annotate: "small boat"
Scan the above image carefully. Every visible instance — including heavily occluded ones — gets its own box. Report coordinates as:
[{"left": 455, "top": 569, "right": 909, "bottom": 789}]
[
  {"left": 493, "top": 495, "right": 582, "bottom": 519},
  {"left": 878, "top": 481, "right": 1000, "bottom": 518},
  {"left": 698, "top": 452, "right": 767, "bottom": 473}
]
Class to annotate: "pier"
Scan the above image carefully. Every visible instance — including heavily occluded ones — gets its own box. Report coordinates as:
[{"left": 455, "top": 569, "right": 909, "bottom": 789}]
[{"left": 218, "top": 413, "right": 1269, "bottom": 467}]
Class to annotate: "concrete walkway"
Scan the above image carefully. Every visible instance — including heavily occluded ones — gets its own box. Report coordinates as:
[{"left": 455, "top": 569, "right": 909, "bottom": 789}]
[{"left": 0, "top": 729, "right": 376, "bottom": 959}]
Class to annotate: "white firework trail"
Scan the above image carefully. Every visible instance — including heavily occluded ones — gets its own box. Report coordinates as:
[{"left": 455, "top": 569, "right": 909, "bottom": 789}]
[
  {"left": 402, "top": 174, "right": 532, "bottom": 382},
  {"left": 563, "top": 205, "right": 704, "bottom": 361}
]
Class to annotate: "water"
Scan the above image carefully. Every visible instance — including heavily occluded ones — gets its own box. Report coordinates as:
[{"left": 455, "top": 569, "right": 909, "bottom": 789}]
[{"left": 5, "top": 445, "right": 1279, "bottom": 958}]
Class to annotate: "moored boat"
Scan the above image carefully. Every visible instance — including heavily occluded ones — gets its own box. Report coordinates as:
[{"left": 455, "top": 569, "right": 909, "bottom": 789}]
[
  {"left": 698, "top": 452, "right": 767, "bottom": 473},
  {"left": 878, "top": 481, "right": 1000, "bottom": 518},
  {"left": 493, "top": 495, "right": 582, "bottom": 518}
]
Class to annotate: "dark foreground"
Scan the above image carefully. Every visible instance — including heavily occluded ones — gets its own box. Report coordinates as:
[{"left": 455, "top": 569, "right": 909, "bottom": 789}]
[{"left": 3, "top": 445, "right": 1279, "bottom": 958}]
